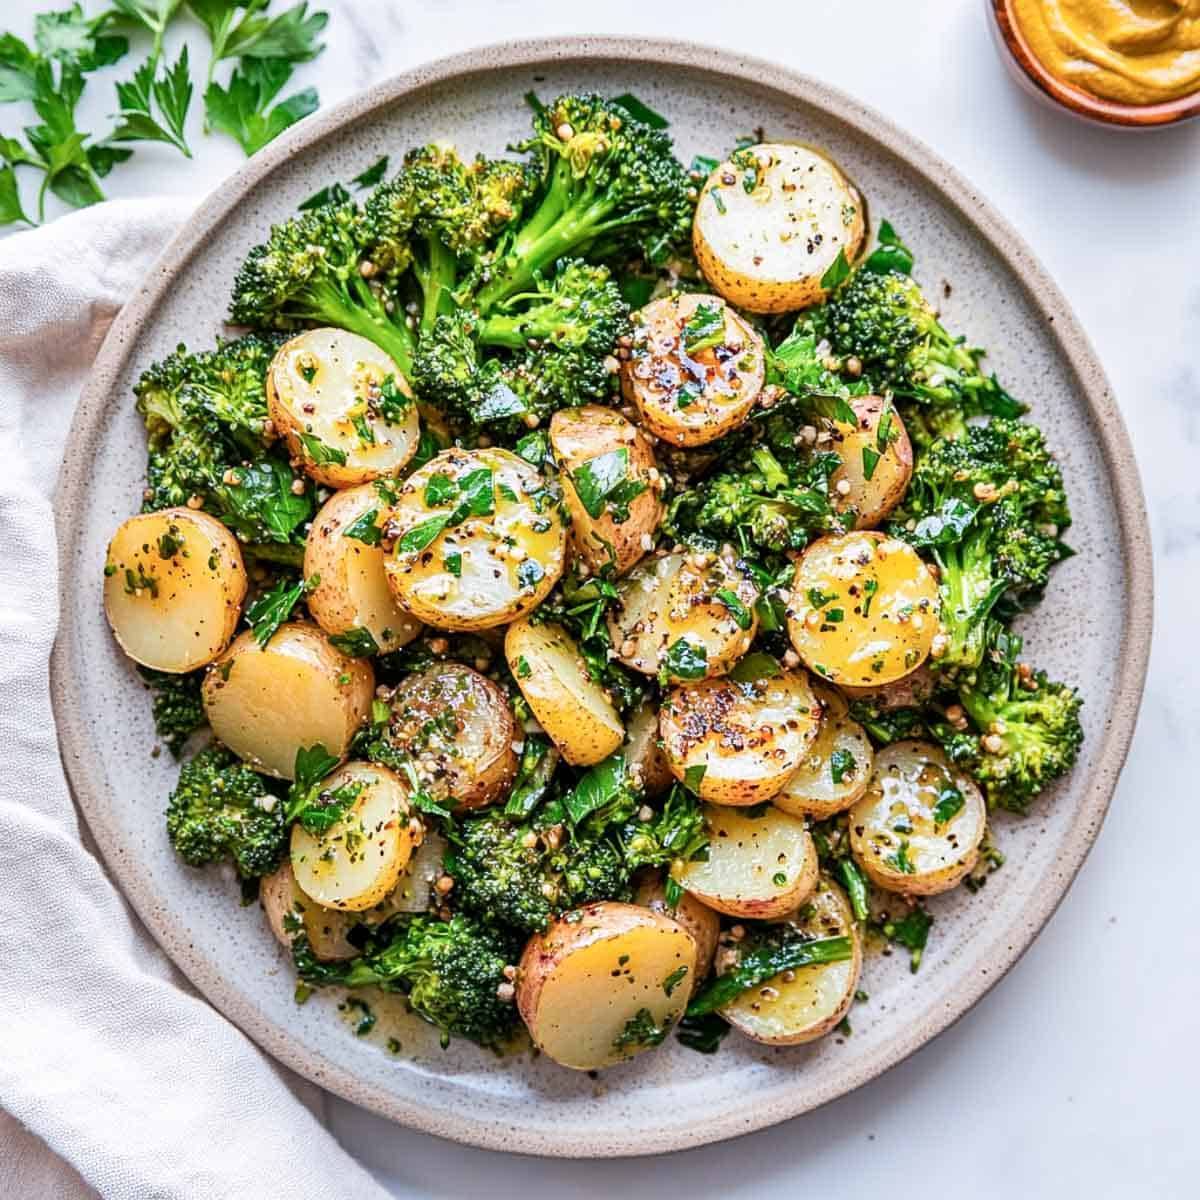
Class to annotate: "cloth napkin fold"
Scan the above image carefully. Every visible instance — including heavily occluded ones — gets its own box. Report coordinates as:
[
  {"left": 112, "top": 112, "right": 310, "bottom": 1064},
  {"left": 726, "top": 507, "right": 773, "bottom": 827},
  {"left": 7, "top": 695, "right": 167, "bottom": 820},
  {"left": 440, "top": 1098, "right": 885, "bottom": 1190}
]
[{"left": 0, "top": 199, "right": 394, "bottom": 1200}]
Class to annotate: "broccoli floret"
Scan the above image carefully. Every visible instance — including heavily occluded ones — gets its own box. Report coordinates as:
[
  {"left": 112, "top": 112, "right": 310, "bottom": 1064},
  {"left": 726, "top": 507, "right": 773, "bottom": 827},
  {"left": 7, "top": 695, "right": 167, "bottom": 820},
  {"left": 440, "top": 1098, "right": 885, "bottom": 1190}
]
[
  {"left": 470, "top": 93, "right": 694, "bottom": 311},
  {"left": 825, "top": 267, "right": 1023, "bottom": 444},
  {"left": 891, "top": 418, "right": 1072, "bottom": 671},
  {"left": 413, "top": 259, "right": 629, "bottom": 426},
  {"left": 134, "top": 339, "right": 314, "bottom": 558},
  {"left": 165, "top": 746, "right": 287, "bottom": 878},
  {"left": 936, "top": 626, "right": 1082, "bottom": 813},
  {"left": 139, "top": 666, "right": 206, "bottom": 757},
  {"left": 229, "top": 200, "right": 418, "bottom": 378},
  {"left": 444, "top": 808, "right": 630, "bottom": 934},
  {"left": 621, "top": 783, "right": 708, "bottom": 870},
  {"left": 294, "top": 914, "right": 519, "bottom": 1046}
]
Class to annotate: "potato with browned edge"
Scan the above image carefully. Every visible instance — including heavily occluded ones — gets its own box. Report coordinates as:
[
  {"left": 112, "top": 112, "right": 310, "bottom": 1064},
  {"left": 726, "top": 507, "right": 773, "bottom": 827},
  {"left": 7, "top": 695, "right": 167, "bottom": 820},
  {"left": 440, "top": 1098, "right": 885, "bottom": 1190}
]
[
  {"left": 719, "top": 876, "right": 863, "bottom": 1045},
  {"left": 381, "top": 662, "right": 517, "bottom": 811},
  {"left": 550, "top": 405, "right": 663, "bottom": 575},
  {"left": 849, "top": 740, "right": 987, "bottom": 897},
  {"left": 304, "top": 483, "right": 421, "bottom": 654},
  {"left": 828, "top": 396, "right": 913, "bottom": 529},
  {"left": 517, "top": 902, "right": 696, "bottom": 1070},
  {"left": 693, "top": 143, "right": 866, "bottom": 313},
  {"left": 506, "top": 619, "right": 624, "bottom": 767},
  {"left": 622, "top": 294, "right": 765, "bottom": 447},
  {"left": 632, "top": 872, "right": 720, "bottom": 984},
  {"left": 104, "top": 508, "right": 245, "bottom": 673},
  {"left": 622, "top": 700, "right": 674, "bottom": 796},
  {"left": 202, "top": 622, "right": 373, "bottom": 779},
  {"left": 672, "top": 804, "right": 819, "bottom": 920},
  {"left": 659, "top": 671, "right": 821, "bottom": 806}
]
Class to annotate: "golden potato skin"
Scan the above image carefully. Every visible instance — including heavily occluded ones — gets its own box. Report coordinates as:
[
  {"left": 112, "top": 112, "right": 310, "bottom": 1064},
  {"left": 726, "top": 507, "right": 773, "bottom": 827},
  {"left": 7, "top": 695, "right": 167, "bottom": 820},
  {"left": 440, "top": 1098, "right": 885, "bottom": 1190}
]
[
  {"left": 202, "top": 622, "right": 374, "bottom": 779},
  {"left": 505, "top": 619, "right": 624, "bottom": 767},
  {"left": 261, "top": 863, "right": 359, "bottom": 962},
  {"left": 773, "top": 682, "right": 874, "bottom": 820},
  {"left": 622, "top": 700, "right": 674, "bottom": 796},
  {"left": 672, "top": 804, "right": 819, "bottom": 919},
  {"left": 621, "top": 293, "right": 764, "bottom": 447},
  {"left": 103, "top": 508, "right": 245, "bottom": 673},
  {"left": 719, "top": 877, "right": 862, "bottom": 1046},
  {"left": 787, "top": 531, "right": 940, "bottom": 686},
  {"left": 829, "top": 396, "right": 913, "bottom": 529},
  {"left": 304, "top": 484, "right": 421, "bottom": 653},
  {"left": 384, "top": 447, "right": 568, "bottom": 631},
  {"left": 693, "top": 143, "right": 866, "bottom": 313},
  {"left": 266, "top": 328, "right": 419, "bottom": 488},
  {"left": 849, "top": 740, "right": 987, "bottom": 897},
  {"left": 659, "top": 672, "right": 821, "bottom": 806},
  {"left": 549, "top": 405, "right": 664, "bottom": 576},
  {"left": 381, "top": 662, "right": 517, "bottom": 811},
  {"left": 608, "top": 551, "right": 758, "bottom": 682},
  {"left": 632, "top": 872, "right": 720, "bottom": 984},
  {"left": 517, "top": 902, "right": 696, "bottom": 1070}
]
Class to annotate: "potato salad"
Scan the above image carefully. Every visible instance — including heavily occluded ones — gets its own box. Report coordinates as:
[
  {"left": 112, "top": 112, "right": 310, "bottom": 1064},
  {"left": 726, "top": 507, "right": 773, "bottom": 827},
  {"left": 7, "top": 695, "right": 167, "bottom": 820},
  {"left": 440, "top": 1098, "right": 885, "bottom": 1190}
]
[{"left": 104, "top": 91, "right": 1083, "bottom": 1070}]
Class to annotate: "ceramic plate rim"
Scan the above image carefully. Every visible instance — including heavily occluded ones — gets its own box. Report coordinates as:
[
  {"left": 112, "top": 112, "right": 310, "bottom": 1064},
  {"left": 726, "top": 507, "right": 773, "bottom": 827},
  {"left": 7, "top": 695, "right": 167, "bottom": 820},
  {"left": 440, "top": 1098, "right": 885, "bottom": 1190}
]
[{"left": 51, "top": 35, "right": 1153, "bottom": 1157}]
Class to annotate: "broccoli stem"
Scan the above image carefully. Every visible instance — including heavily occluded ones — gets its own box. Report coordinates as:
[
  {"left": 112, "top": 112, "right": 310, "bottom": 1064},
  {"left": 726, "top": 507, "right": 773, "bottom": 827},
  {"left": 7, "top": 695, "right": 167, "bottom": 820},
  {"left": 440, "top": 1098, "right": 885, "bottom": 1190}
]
[
  {"left": 414, "top": 235, "right": 459, "bottom": 336},
  {"left": 294, "top": 274, "right": 417, "bottom": 380},
  {"left": 936, "top": 538, "right": 1007, "bottom": 670},
  {"left": 243, "top": 541, "right": 306, "bottom": 568}
]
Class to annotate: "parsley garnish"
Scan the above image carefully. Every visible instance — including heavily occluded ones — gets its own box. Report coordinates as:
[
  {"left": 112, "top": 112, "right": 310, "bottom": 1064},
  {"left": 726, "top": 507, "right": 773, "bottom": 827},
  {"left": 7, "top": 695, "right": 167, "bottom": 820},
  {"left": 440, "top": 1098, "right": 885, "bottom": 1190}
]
[
  {"left": 663, "top": 637, "right": 708, "bottom": 681},
  {"left": 328, "top": 626, "right": 379, "bottom": 657},
  {"left": 343, "top": 508, "right": 382, "bottom": 546},
  {"left": 932, "top": 785, "right": 965, "bottom": 826},
  {"left": 245, "top": 572, "right": 318, "bottom": 647},
  {"left": 830, "top": 747, "right": 855, "bottom": 785},
  {"left": 715, "top": 587, "right": 752, "bottom": 630},
  {"left": 681, "top": 302, "right": 725, "bottom": 356}
]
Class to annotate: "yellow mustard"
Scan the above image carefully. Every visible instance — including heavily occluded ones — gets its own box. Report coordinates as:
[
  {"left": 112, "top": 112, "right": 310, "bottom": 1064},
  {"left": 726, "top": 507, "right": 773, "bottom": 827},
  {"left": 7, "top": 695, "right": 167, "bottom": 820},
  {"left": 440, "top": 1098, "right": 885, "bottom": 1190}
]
[{"left": 1011, "top": 0, "right": 1200, "bottom": 106}]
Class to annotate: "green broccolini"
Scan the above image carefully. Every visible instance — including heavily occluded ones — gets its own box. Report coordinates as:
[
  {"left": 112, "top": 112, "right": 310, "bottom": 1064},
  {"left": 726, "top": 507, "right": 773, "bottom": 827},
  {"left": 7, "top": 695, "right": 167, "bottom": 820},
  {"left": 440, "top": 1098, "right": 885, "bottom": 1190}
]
[
  {"left": 138, "top": 666, "right": 205, "bottom": 757},
  {"left": 165, "top": 746, "right": 287, "bottom": 878},
  {"left": 293, "top": 914, "right": 519, "bottom": 1047}
]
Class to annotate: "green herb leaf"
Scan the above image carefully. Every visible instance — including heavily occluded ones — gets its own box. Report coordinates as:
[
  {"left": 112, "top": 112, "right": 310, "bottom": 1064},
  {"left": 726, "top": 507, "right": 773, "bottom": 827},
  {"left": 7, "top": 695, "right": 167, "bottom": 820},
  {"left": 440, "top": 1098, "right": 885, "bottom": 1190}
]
[
  {"left": 662, "top": 965, "right": 689, "bottom": 997},
  {"left": 563, "top": 753, "right": 629, "bottom": 827},
  {"left": 819, "top": 248, "right": 851, "bottom": 291},
  {"left": 675, "top": 1011, "right": 730, "bottom": 1054},
  {"left": 297, "top": 179, "right": 349, "bottom": 210},
  {"left": 245, "top": 573, "right": 316, "bottom": 646},
  {"left": 0, "top": 33, "right": 41, "bottom": 103},
  {"left": 681, "top": 302, "right": 725, "bottom": 356},
  {"left": 688, "top": 153, "right": 719, "bottom": 178},
  {"left": 444, "top": 550, "right": 462, "bottom": 577},
  {"left": 284, "top": 741, "right": 343, "bottom": 828},
  {"left": 830, "top": 747, "right": 855, "bottom": 786},
  {"left": 342, "top": 508, "right": 382, "bottom": 546},
  {"left": 838, "top": 858, "right": 870, "bottom": 922},
  {"left": 328, "top": 626, "right": 379, "bottom": 657},
  {"left": 727, "top": 651, "right": 780, "bottom": 683},
  {"left": 861, "top": 445, "right": 881, "bottom": 481},
  {"left": 682, "top": 764, "right": 707, "bottom": 795},
  {"left": 204, "top": 57, "right": 317, "bottom": 156},
  {"left": 350, "top": 154, "right": 388, "bottom": 188},
  {"left": 395, "top": 514, "right": 448, "bottom": 555},
  {"left": 424, "top": 473, "right": 458, "bottom": 507},
  {"left": 932, "top": 785, "right": 965, "bottom": 826},
  {"left": 571, "top": 448, "right": 629, "bottom": 520},
  {"left": 863, "top": 219, "right": 914, "bottom": 276},
  {"left": 886, "top": 840, "right": 916, "bottom": 875},
  {"left": 882, "top": 906, "right": 932, "bottom": 972},
  {"left": 663, "top": 637, "right": 707, "bottom": 681},
  {"left": 611, "top": 92, "right": 668, "bottom": 129},
  {"left": 715, "top": 587, "right": 752, "bottom": 630},
  {"left": 110, "top": 46, "right": 193, "bottom": 158},
  {"left": 0, "top": 164, "right": 32, "bottom": 227},
  {"left": 503, "top": 736, "right": 557, "bottom": 820},
  {"left": 297, "top": 430, "right": 347, "bottom": 466}
]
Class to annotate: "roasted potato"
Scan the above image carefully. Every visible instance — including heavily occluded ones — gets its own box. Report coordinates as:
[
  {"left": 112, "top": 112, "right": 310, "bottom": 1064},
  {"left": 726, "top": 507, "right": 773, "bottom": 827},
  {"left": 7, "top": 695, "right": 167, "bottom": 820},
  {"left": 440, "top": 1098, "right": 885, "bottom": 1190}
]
[
  {"left": 266, "top": 328, "right": 420, "bottom": 488},
  {"left": 693, "top": 143, "right": 866, "bottom": 313},
  {"left": 202, "top": 622, "right": 373, "bottom": 779},
  {"left": 382, "top": 662, "right": 517, "bottom": 810},
  {"left": 622, "top": 699, "right": 674, "bottom": 796},
  {"left": 384, "top": 447, "right": 567, "bottom": 631},
  {"left": 505, "top": 619, "right": 623, "bottom": 767},
  {"left": 828, "top": 396, "right": 913, "bottom": 529},
  {"left": 621, "top": 293, "right": 764, "bottom": 446},
  {"left": 671, "top": 804, "right": 819, "bottom": 919},
  {"left": 659, "top": 671, "right": 821, "bottom": 806},
  {"left": 787, "top": 531, "right": 940, "bottom": 686},
  {"left": 608, "top": 550, "right": 758, "bottom": 682},
  {"left": 773, "top": 682, "right": 874, "bottom": 820},
  {"left": 839, "top": 662, "right": 937, "bottom": 711},
  {"left": 104, "top": 508, "right": 245, "bottom": 673},
  {"left": 516, "top": 902, "right": 696, "bottom": 1070},
  {"left": 261, "top": 863, "right": 358, "bottom": 961},
  {"left": 549, "top": 405, "right": 663, "bottom": 575},
  {"left": 632, "top": 872, "right": 720, "bottom": 984},
  {"left": 290, "top": 761, "right": 416, "bottom": 912},
  {"left": 303, "top": 483, "right": 422, "bottom": 654},
  {"left": 849, "top": 740, "right": 986, "bottom": 897},
  {"left": 719, "top": 876, "right": 862, "bottom": 1045}
]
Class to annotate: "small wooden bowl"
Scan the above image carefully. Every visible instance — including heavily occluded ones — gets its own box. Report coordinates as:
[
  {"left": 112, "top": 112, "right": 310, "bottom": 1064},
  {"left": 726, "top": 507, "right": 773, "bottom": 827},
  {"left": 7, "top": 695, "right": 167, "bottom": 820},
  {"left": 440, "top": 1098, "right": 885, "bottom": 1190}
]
[{"left": 989, "top": 0, "right": 1200, "bottom": 128}]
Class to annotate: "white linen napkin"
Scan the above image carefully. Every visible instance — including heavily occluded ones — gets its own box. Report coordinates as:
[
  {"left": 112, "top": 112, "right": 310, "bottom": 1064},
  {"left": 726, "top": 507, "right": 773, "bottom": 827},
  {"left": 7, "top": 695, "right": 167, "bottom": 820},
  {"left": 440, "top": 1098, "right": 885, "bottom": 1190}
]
[{"left": 0, "top": 199, "right": 394, "bottom": 1200}]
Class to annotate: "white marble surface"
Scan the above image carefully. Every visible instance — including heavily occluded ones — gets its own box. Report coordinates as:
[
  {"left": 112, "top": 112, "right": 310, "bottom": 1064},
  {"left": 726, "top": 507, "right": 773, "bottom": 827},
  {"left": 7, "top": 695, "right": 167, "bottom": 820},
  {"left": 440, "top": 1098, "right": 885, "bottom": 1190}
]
[{"left": 8, "top": 0, "right": 1198, "bottom": 1195}]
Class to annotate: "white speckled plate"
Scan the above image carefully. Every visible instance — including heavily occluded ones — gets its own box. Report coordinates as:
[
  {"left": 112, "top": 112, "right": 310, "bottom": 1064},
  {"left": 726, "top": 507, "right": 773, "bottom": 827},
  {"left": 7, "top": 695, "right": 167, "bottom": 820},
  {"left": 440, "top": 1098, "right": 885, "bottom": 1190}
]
[{"left": 52, "top": 38, "right": 1152, "bottom": 1156}]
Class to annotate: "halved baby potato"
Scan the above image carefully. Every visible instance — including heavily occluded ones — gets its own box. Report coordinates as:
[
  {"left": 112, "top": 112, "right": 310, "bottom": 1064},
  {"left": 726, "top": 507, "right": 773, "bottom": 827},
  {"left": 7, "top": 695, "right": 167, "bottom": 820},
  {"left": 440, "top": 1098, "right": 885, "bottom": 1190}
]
[
  {"left": 381, "top": 662, "right": 517, "bottom": 811},
  {"left": 549, "top": 405, "right": 664, "bottom": 576},
  {"left": 384, "top": 447, "right": 567, "bottom": 631},
  {"left": 290, "top": 761, "right": 415, "bottom": 912},
  {"left": 608, "top": 551, "right": 758, "bottom": 682},
  {"left": 202, "top": 621, "right": 373, "bottom": 779},
  {"left": 267, "top": 327, "right": 420, "bottom": 488},
  {"left": 839, "top": 662, "right": 937, "bottom": 711},
  {"left": 304, "top": 483, "right": 422, "bottom": 654},
  {"left": 517, "top": 902, "right": 696, "bottom": 1071},
  {"left": 671, "top": 804, "right": 819, "bottom": 919},
  {"left": 693, "top": 143, "right": 867, "bottom": 313},
  {"left": 849, "top": 740, "right": 987, "bottom": 897},
  {"left": 623, "top": 699, "right": 674, "bottom": 796},
  {"left": 505, "top": 619, "right": 624, "bottom": 767},
  {"left": 632, "top": 872, "right": 720, "bottom": 984},
  {"left": 828, "top": 396, "right": 913, "bottom": 529},
  {"left": 659, "top": 672, "right": 821, "bottom": 806},
  {"left": 621, "top": 293, "right": 765, "bottom": 447},
  {"left": 773, "top": 682, "right": 874, "bottom": 820},
  {"left": 787, "top": 531, "right": 940, "bottom": 687},
  {"left": 104, "top": 508, "right": 246, "bottom": 672},
  {"left": 719, "top": 876, "right": 862, "bottom": 1045}
]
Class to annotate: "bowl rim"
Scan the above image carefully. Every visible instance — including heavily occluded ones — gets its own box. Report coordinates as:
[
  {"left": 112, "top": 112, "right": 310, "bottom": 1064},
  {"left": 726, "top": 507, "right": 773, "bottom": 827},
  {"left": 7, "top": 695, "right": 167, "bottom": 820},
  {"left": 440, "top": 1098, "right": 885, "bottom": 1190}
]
[
  {"left": 990, "top": 0, "right": 1200, "bottom": 127},
  {"left": 51, "top": 34, "right": 1154, "bottom": 1157}
]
